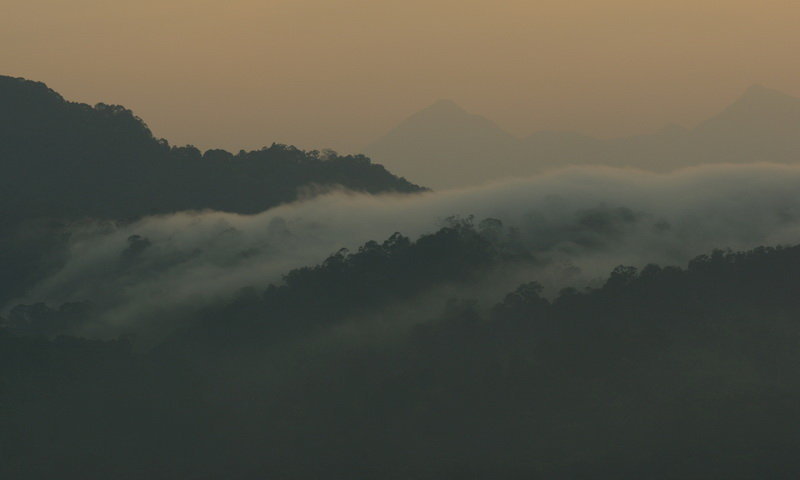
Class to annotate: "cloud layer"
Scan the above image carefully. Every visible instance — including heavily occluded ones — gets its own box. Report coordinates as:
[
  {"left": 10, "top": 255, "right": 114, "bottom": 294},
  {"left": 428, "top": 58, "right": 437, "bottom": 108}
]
[{"left": 12, "top": 163, "right": 800, "bottom": 336}]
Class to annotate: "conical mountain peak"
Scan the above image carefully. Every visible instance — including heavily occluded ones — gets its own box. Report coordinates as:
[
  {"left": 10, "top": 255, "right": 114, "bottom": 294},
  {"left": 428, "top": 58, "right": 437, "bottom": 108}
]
[
  {"left": 697, "top": 84, "right": 800, "bottom": 132},
  {"left": 407, "top": 99, "right": 474, "bottom": 123},
  {"left": 375, "top": 99, "right": 514, "bottom": 140},
  {"left": 421, "top": 98, "right": 466, "bottom": 113},
  {"left": 364, "top": 99, "right": 516, "bottom": 188},
  {"left": 734, "top": 84, "right": 799, "bottom": 108}
]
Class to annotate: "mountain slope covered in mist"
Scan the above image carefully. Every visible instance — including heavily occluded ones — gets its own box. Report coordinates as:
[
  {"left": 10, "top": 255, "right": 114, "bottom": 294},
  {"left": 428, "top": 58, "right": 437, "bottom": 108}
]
[
  {"left": 4, "top": 230, "right": 800, "bottom": 479},
  {"left": 0, "top": 75, "right": 423, "bottom": 303},
  {"left": 366, "top": 85, "right": 800, "bottom": 188},
  {"left": 8, "top": 162, "right": 800, "bottom": 338},
  {"left": 6, "top": 75, "right": 800, "bottom": 479}
]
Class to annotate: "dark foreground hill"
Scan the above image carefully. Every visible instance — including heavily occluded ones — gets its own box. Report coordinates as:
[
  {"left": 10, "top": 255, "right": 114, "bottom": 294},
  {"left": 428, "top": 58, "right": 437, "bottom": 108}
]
[
  {"left": 3, "top": 222, "right": 800, "bottom": 479},
  {"left": 0, "top": 75, "right": 422, "bottom": 226}
]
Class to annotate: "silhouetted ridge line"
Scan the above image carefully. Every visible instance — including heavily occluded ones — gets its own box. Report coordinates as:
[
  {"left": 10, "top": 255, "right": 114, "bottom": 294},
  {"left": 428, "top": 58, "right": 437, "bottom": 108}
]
[
  {"left": 0, "top": 75, "right": 425, "bottom": 303},
  {"left": 0, "top": 75, "right": 424, "bottom": 226}
]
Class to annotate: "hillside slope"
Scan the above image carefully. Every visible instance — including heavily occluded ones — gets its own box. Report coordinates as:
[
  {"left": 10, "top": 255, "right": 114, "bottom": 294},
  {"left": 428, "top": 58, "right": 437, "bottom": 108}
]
[{"left": 0, "top": 76, "right": 423, "bottom": 225}]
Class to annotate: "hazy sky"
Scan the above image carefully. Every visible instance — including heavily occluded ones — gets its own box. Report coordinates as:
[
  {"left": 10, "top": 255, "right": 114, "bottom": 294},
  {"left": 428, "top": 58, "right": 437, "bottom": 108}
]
[{"left": 3, "top": 0, "right": 799, "bottom": 153}]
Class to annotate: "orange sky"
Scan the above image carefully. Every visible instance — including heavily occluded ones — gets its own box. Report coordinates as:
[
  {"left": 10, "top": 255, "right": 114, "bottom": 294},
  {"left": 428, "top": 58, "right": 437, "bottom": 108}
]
[{"left": 3, "top": 0, "right": 800, "bottom": 152}]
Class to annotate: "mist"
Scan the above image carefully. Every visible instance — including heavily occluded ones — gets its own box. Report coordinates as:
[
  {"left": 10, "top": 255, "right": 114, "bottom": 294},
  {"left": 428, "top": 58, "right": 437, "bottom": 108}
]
[
  {"left": 8, "top": 1, "right": 800, "bottom": 476},
  {"left": 12, "top": 162, "right": 800, "bottom": 338}
]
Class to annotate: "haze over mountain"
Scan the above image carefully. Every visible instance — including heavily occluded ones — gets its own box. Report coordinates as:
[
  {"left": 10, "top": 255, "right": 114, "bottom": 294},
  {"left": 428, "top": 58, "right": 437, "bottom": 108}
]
[
  {"left": 8, "top": 174, "right": 800, "bottom": 477},
  {"left": 366, "top": 85, "right": 800, "bottom": 188},
  {"left": 7, "top": 75, "right": 800, "bottom": 477},
  {"left": 0, "top": 75, "right": 422, "bottom": 304},
  {"left": 8, "top": 0, "right": 800, "bottom": 477},
  {"left": 362, "top": 100, "right": 518, "bottom": 188}
]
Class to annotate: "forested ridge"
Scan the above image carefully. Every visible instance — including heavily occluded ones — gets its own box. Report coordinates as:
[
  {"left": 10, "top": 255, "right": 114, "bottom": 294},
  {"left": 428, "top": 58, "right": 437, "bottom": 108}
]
[
  {"left": 5, "top": 0, "right": 800, "bottom": 475},
  {"left": 4, "top": 74, "right": 800, "bottom": 480},
  {"left": 0, "top": 75, "right": 423, "bottom": 304},
  {"left": 0, "top": 75, "right": 422, "bottom": 225},
  {"left": 4, "top": 222, "right": 800, "bottom": 479}
]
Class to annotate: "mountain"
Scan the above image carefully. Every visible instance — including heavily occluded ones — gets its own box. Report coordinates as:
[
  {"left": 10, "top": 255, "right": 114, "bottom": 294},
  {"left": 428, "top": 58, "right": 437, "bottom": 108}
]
[
  {"left": 366, "top": 86, "right": 800, "bottom": 188},
  {"left": 685, "top": 84, "right": 800, "bottom": 165},
  {"left": 0, "top": 75, "right": 424, "bottom": 304},
  {"left": 6, "top": 232, "right": 800, "bottom": 478},
  {"left": 364, "top": 100, "right": 518, "bottom": 188},
  {"left": 699, "top": 84, "right": 800, "bottom": 134},
  {"left": 0, "top": 75, "right": 423, "bottom": 227}
]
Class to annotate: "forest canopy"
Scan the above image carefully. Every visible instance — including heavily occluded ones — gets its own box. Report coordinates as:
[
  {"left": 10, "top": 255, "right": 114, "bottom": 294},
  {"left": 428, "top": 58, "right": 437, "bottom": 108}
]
[
  {"left": 0, "top": 75, "right": 422, "bottom": 226},
  {"left": 4, "top": 74, "right": 800, "bottom": 479},
  {"left": 3, "top": 225, "right": 800, "bottom": 478}
]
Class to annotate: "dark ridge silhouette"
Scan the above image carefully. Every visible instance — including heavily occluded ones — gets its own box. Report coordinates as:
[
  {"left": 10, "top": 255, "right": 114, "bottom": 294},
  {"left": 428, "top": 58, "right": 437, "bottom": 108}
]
[
  {"left": 4, "top": 217, "right": 516, "bottom": 343},
  {"left": 152, "top": 217, "right": 517, "bottom": 355},
  {"left": 4, "top": 232, "right": 800, "bottom": 479},
  {"left": 5, "top": 76, "right": 800, "bottom": 479},
  {"left": 0, "top": 75, "right": 423, "bottom": 302},
  {"left": 367, "top": 86, "right": 800, "bottom": 188},
  {"left": 0, "top": 75, "right": 423, "bottom": 227}
]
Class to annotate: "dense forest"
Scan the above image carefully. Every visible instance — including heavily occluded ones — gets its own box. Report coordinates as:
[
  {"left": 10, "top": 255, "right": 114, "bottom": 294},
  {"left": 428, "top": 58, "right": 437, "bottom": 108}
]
[
  {"left": 4, "top": 220, "right": 800, "bottom": 478},
  {"left": 0, "top": 76, "right": 421, "bottom": 226},
  {"left": 0, "top": 75, "right": 422, "bottom": 305},
  {"left": 4, "top": 75, "right": 800, "bottom": 479}
]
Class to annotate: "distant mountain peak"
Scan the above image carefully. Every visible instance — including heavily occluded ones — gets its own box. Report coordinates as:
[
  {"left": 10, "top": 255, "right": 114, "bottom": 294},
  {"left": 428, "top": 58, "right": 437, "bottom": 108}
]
[
  {"left": 735, "top": 84, "right": 798, "bottom": 107},
  {"left": 376, "top": 98, "right": 513, "bottom": 139},
  {"left": 743, "top": 83, "right": 772, "bottom": 94},
  {"left": 408, "top": 99, "right": 473, "bottom": 122},
  {"left": 696, "top": 84, "right": 800, "bottom": 132},
  {"left": 364, "top": 99, "right": 517, "bottom": 188}
]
